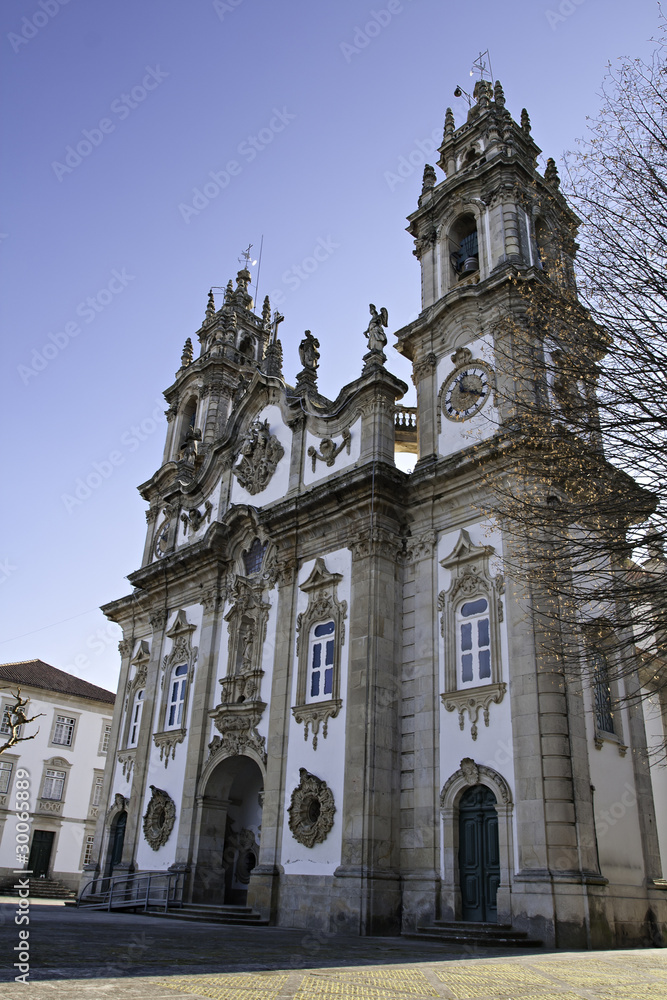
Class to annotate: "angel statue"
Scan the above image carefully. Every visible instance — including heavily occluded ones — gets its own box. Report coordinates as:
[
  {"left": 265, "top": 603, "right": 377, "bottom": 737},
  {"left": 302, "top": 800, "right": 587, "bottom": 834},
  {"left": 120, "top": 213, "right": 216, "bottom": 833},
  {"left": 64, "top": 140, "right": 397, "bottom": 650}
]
[{"left": 365, "top": 304, "right": 388, "bottom": 353}]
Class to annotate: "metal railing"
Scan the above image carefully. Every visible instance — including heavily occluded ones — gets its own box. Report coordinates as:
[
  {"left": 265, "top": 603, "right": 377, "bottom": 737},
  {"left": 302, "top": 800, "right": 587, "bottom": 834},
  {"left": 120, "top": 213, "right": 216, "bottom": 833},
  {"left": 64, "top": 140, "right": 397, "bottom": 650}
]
[{"left": 77, "top": 869, "right": 184, "bottom": 912}]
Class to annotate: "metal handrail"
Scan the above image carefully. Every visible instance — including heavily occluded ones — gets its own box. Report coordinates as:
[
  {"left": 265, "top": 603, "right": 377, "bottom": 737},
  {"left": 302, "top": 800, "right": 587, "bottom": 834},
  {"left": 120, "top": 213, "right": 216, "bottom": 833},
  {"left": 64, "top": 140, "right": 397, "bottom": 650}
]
[{"left": 78, "top": 869, "right": 184, "bottom": 911}]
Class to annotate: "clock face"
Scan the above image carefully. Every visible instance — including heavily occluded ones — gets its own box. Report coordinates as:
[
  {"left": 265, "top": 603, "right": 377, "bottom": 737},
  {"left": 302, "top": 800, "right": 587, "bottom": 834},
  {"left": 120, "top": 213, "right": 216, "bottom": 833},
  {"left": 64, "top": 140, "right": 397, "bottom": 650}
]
[
  {"left": 154, "top": 520, "right": 171, "bottom": 559},
  {"left": 442, "top": 363, "right": 493, "bottom": 421}
]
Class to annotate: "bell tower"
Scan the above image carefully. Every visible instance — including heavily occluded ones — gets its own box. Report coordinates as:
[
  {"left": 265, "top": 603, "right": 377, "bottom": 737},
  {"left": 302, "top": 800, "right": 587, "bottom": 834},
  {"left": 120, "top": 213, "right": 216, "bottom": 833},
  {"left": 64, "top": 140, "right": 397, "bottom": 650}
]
[{"left": 395, "top": 79, "right": 578, "bottom": 465}]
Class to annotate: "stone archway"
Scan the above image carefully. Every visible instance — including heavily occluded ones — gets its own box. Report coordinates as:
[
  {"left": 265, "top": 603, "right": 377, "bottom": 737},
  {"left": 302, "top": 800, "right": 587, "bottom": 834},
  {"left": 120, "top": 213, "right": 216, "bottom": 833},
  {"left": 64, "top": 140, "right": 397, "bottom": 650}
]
[
  {"left": 192, "top": 754, "right": 264, "bottom": 905},
  {"left": 440, "top": 758, "right": 514, "bottom": 924}
]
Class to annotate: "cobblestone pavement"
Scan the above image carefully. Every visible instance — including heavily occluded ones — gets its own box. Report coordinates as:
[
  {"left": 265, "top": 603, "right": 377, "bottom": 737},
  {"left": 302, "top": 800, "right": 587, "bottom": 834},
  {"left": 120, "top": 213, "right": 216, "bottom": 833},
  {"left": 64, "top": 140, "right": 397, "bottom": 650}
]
[{"left": 0, "top": 900, "right": 665, "bottom": 998}]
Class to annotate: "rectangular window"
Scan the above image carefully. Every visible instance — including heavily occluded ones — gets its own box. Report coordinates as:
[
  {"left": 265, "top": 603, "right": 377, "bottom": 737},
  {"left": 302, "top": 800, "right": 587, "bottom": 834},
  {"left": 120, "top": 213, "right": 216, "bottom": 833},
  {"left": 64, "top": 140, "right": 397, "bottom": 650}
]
[
  {"left": 0, "top": 760, "right": 13, "bottom": 794},
  {"left": 42, "top": 769, "right": 66, "bottom": 801},
  {"left": 129, "top": 690, "right": 144, "bottom": 746},
  {"left": 83, "top": 835, "right": 95, "bottom": 867},
  {"left": 0, "top": 707, "right": 12, "bottom": 736},
  {"left": 458, "top": 598, "right": 491, "bottom": 686},
  {"left": 100, "top": 724, "right": 111, "bottom": 754},
  {"left": 593, "top": 652, "right": 615, "bottom": 734},
  {"left": 53, "top": 715, "right": 76, "bottom": 746},
  {"left": 92, "top": 775, "right": 104, "bottom": 806},
  {"left": 308, "top": 621, "right": 335, "bottom": 702},
  {"left": 167, "top": 666, "right": 187, "bottom": 728}
]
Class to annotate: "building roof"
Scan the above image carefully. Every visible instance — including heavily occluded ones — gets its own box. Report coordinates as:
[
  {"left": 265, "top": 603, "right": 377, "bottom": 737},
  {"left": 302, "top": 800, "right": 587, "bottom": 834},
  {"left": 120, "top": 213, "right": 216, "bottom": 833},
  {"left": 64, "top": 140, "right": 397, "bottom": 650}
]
[{"left": 0, "top": 660, "right": 115, "bottom": 705}]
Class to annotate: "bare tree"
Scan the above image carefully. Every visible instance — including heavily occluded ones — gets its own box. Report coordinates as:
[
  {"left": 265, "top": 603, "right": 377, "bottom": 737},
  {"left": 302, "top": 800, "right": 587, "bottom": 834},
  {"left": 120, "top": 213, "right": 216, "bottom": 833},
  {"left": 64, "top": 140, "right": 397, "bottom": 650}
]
[
  {"left": 0, "top": 689, "right": 44, "bottom": 755},
  {"left": 480, "top": 25, "right": 667, "bottom": 757}
]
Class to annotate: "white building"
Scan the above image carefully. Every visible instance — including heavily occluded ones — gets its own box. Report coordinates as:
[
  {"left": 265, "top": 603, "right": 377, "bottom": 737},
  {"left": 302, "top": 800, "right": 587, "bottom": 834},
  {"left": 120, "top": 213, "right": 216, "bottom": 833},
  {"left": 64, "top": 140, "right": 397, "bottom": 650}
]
[{"left": 0, "top": 660, "right": 115, "bottom": 890}]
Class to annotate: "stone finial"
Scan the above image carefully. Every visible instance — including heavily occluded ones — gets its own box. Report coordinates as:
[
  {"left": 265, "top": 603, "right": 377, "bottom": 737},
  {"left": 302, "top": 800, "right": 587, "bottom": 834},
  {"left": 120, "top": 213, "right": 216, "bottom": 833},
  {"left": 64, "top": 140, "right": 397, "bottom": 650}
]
[
  {"left": 521, "top": 108, "right": 531, "bottom": 134},
  {"left": 262, "top": 295, "right": 271, "bottom": 328},
  {"left": 235, "top": 268, "right": 253, "bottom": 309},
  {"left": 493, "top": 80, "right": 506, "bottom": 109},
  {"left": 444, "top": 107, "right": 455, "bottom": 137},
  {"left": 473, "top": 79, "right": 492, "bottom": 110},
  {"left": 180, "top": 337, "right": 193, "bottom": 367},
  {"left": 262, "top": 339, "right": 283, "bottom": 378},
  {"left": 224, "top": 279, "right": 234, "bottom": 304},
  {"left": 421, "top": 164, "right": 436, "bottom": 194},
  {"left": 545, "top": 157, "right": 561, "bottom": 189},
  {"left": 204, "top": 289, "right": 215, "bottom": 327}
]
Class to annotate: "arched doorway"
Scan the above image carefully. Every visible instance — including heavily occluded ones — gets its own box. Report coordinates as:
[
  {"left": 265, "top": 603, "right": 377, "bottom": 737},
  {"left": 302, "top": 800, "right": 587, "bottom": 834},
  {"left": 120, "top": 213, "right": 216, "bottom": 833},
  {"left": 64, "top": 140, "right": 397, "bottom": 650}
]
[
  {"left": 105, "top": 810, "right": 127, "bottom": 878},
  {"left": 458, "top": 785, "right": 499, "bottom": 922},
  {"left": 194, "top": 755, "right": 263, "bottom": 905}
]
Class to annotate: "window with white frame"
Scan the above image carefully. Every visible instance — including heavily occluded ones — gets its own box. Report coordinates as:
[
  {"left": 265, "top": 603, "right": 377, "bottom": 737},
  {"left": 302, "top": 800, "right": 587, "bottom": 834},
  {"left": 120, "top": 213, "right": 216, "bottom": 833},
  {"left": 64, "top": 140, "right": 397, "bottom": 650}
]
[
  {"left": 83, "top": 835, "right": 95, "bottom": 867},
  {"left": 42, "top": 768, "right": 66, "bottom": 800},
  {"left": 456, "top": 597, "right": 492, "bottom": 687},
  {"left": 307, "top": 620, "right": 335, "bottom": 702},
  {"left": 0, "top": 759, "right": 14, "bottom": 794},
  {"left": 100, "top": 723, "right": 112, "bottom": 754},
  {"left": 92, "top": 774, "right": 104, "bottom": 806},
  {"left": 0, "top": 703, "right": 21, "bottom": 738},
  {"left": 128, "top": 690, "right": 144, "bottom": 747},
  {"left": 52, "top": 715, "right": 76, "bottom": 746},
  {"left": 167, "top": 665, "right": 188, "bottom": 729}
]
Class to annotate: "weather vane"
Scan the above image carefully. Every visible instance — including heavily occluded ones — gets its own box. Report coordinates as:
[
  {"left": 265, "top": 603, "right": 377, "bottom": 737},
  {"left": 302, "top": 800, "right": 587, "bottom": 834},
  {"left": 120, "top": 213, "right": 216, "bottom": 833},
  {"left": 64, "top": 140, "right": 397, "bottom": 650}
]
[
  {"left": 238, "top": 244, "right": 257, "bottom": 270},
  {"left": 470, "top": 49, "right": 493, "bottom": 83}
]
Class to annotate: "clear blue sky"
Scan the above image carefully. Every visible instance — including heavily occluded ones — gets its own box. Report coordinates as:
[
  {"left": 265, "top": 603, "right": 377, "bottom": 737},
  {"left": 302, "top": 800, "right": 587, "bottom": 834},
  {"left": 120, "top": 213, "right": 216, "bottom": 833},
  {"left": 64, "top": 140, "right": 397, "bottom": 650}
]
[{"left": 0, "top": 0, "right": 659, "bottom": 693}]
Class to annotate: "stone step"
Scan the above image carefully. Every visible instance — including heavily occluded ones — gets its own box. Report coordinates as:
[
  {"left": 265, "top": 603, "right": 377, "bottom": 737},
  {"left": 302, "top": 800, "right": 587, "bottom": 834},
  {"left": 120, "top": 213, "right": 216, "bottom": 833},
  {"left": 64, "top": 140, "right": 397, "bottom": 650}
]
[
  {"left": 0, "top": 877, "right": 77, "bottom": 900},
  {"left": 407, "top": 922, "right": 543, "bottom": 948},
  {"left": 146, "top": 904, "right": 268, "bottom": 925}
]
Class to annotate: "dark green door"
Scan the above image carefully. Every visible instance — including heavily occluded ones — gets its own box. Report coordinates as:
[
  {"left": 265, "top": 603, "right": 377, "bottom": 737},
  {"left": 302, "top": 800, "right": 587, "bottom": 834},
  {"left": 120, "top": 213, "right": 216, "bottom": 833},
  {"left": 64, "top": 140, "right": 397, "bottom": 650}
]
[
  {"left": 459, "top": 785, "right": 500, "bottom": 922},
  {"left": 28, "top": 830, "right": 54, "bottom": 877},
  {"left": 105, "top": 811, "right": 127, "bottom": 876}
]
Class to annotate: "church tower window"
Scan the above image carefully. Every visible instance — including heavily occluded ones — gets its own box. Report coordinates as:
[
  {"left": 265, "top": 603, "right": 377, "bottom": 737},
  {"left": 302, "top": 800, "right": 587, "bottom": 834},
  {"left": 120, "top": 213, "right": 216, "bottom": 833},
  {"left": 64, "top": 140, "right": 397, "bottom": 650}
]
[{"left": 449, "top": 214, "right": 480, "bottom": 279}]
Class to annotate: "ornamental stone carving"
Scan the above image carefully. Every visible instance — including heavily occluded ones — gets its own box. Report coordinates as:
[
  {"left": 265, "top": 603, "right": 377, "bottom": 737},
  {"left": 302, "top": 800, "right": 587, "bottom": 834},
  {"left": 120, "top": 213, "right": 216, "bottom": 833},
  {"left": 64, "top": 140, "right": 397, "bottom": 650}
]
[
  {"left": 233, "top": 419, "right": 284, "bottom": 495},
  {"left": 405, "top": 530, "right": 437, "bottom": 563},
  {"left": 153, "top": 729, "right": 185, "bottom": 766},
  {"left": 307, "top": 427, "right": 351, "bottom": 472},
  {"left": 143, "top": 785, "right": 176, "bottom": 850},
  {"left": 411, "top": 352, "right": 437, "bottom": 386},
  {"left": 181, "top": 500, "right": 213, "bottom": 535},
  {"left": 288, "top": 768, "right": 335, "bottom": 848},
  {"left": 460, "top": 757, "right": 480, "bottom": 785}
]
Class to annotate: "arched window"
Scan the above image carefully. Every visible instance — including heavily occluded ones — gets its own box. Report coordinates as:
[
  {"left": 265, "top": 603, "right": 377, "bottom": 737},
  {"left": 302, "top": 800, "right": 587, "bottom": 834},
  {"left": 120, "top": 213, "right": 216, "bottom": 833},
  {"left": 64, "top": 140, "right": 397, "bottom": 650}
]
[
  {"left": 456, "top": 598, "right": 491, "bottom": 686},
  {"left": 243, "top": 538, "right": 267, "bottom": 576},
  {"left": 238, "top": 334, "right": 255, "bottom": 361},
  {"left": 128, "top": 690, "right": 144, "bottom": 747},
  {"left": 449, "top": 214, "right": 479, "bottom": 279},
  {"left": 177, "top": 397, "right": 198, "bottom": 456},
  {"left": 167, "top": 664, "right": 188, "bottom": 729},
  {"left": 307, "top": 620, "right": 335, "bottom": 702}
]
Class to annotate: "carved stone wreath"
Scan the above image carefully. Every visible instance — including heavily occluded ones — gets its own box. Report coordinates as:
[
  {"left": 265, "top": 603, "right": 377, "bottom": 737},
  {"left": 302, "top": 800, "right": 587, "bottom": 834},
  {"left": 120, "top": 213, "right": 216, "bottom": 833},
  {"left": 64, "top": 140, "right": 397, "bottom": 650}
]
[
  {"left": 233, "top": 418, "right": 284, "bottom": 495},
  {"left": 288, "top": 768, "right": 335, "bottom": 848},
  {"left": 143, "top": 785, "right": 176, "bottom": 851}
]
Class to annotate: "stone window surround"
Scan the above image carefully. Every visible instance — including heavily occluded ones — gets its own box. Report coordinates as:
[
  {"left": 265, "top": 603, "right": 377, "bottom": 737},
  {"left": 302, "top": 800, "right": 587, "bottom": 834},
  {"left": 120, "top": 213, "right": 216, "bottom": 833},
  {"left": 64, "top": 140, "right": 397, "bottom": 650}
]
[
  {"left": 439, "top": 759, "right": 514, "bottom": 924},
  {"left": 48, "top": 709, "right": 81, "bottom": 751},
  {"left": 0, "top": 752, "right": 19, "bottom": 806},
  {"left": 39, "top": 756, "right": 73, "bottom": 806},
  {"left": 121, "top": 639, "right": 150, "bottom": 750},
  {"left": 439, "top": 529, "right": 506, "bottom": 740},
  {"left": 292, "top": 557, "right": 347, "bottom": 750},
  {"left": 584, "top": 627, "right": 628, "bottom": 756},
  {"left": 0, "top": 697, "right": 25, "bottom": 738},
  {"left": 98, "top": 720, "right": 112, "bottom": 755},
  {"left": 89, "top": 769, "right": 105, "bottom": 813},
  {"left": 152, "top": 610, "right": 198, "bottom": 765},
  {"left": 81, "top": 827, "right": 96, "bottom": 869}
]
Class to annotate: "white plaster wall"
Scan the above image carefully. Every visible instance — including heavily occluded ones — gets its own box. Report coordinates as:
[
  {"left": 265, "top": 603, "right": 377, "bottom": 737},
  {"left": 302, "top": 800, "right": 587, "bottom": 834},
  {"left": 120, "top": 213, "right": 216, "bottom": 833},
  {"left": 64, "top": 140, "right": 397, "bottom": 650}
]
[
  {"left": 584, "top": 688, "right": 645, "bottom": 886},
  {"left": 437, "top": 335, "right": 499, "bottom": 460},
  {"left": 280, "top": 547, "right": 351, "bottom": 875},
  {"left": 229, "top": 405, "right": 291, "bottom": 507},
  {"left": 0, "top": 688, "right": 113, "bottom": 876},
  {"left": 436, "top": 521, "right": 518, "bottom": 873},
  {"left": 133, "top": 604, "right": 203, "bottom": 871},
  {"left": 303, "top": 417, "right": 362, "bottom": 488},
  {"left": 643, "top": 692, "right": 667, "bottom": 875}
]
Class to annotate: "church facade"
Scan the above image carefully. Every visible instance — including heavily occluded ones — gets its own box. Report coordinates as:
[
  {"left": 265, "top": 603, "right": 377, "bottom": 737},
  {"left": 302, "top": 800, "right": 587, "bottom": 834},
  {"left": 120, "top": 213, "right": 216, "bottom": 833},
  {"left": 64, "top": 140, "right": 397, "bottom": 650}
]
[{"left": 88, "top": 81, "right": 667, "bottom": 947}]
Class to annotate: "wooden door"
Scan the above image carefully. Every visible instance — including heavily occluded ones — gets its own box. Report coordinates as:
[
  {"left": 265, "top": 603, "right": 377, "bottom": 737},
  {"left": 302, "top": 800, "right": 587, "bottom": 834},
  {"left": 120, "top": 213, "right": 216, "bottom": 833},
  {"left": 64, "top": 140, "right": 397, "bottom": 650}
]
[{"left": 459, "top": 785, "right": 499, "bottom": 922}]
